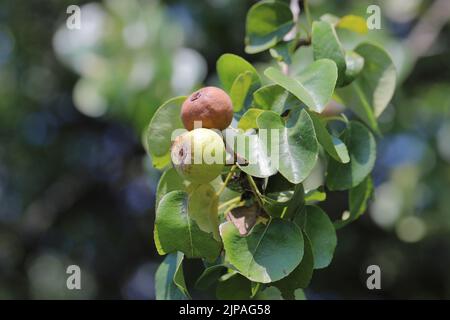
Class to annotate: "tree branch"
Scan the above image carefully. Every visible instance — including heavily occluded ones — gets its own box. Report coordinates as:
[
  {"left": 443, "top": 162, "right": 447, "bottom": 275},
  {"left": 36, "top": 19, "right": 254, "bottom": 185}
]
[{"left": 405, "top": 0, "right": 450, "bottom": 59}]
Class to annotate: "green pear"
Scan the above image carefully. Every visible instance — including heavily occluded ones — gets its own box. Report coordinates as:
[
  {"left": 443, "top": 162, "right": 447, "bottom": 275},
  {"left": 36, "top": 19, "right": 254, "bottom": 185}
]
[{"left": 171, "top": 128, "right": 225, "bottom": 184}]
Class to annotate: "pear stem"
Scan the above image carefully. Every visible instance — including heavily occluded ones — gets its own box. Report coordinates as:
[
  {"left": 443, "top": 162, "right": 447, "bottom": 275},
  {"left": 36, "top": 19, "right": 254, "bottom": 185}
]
[
  {"left": 221, "top": 201, "right": 246, "bottom": 216},
  {"left": 218, "top": 196, "right": 241, "bottom": 210},
  {"left": 246, "top": 175, "right": 264, "bottom": 208},
  {"left": 217, "top": 165, "right": 237, "bottom": 196}
]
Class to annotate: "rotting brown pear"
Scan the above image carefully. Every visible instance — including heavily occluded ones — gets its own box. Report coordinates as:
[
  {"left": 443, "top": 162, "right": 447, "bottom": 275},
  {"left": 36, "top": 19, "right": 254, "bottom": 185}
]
[{"left": 181, "top": 86, "right": 233, "bottom": 131}]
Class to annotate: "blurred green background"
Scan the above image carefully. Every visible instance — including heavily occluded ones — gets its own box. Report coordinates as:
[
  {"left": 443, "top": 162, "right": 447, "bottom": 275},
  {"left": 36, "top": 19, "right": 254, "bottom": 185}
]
[{"left": 0, "top": 0, "right": 449, "bottom": 299}]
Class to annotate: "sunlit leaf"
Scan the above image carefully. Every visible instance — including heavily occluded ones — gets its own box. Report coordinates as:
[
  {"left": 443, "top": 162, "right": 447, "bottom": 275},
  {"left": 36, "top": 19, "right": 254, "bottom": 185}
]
[
  {"left": 257, "top": 109, "right": 319, "bottom": 184},
  {"left": 312, "top": 21, "right": 346, "bottom": 86},
  {"left": 221, "top": 218, "right": 304, "bottom": 283},
  {"left": 235, "top": 129, "right": 279, "bottom": 178},
  {"left": 217, "top": 54, "right": 260, "bottom": 92},
  {"left": 343, "top": 50, "right": 365, "bottom": 86},
  {"left": 252, "top": 84, "right": 302, "bottom": 114},
  {"left": 146, "top": 97, "right": 186, "bottom": 169},
  {"left": 238, "top": 108, "right": 265, "bottom": 130},
  {"left": 304, "top": 186, "right": 327, "bottom": 204},
  {"left": 264, "top": 59, "right": 337, "bottom": 113},
  {"left": 156, "top": 168, "right": 188, "bottom": 206},
  {"left": 337, "top": 43, "right": 396, "bottom": 132},
  {"left": 245, "top": 0, "right": 294, "bottom": 54},
  {"left": 230, "top": 71, "right": 254, "bottom": 112},
  {"left": 188, "top": 184, "right": 220, "bottom": 241},
  {"left": 154, "top": 191, "right": 221, "bottom": 261},
  {"left": 337, "top": 15, "right": 368, "bottom": 34}
]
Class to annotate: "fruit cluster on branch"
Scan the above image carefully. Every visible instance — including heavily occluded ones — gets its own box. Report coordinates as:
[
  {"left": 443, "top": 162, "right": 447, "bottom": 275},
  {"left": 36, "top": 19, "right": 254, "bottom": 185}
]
[{"left": 147, "top": 0, "right": 396, "bottom": 300}]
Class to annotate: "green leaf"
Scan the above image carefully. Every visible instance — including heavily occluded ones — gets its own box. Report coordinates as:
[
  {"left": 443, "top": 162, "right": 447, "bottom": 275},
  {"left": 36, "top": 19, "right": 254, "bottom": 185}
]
[
  {"left": 312, "top": 21, "right": 346, "bottom": 86},
  {"left": 230, "top": 71, "right": 254, "bottom": 112},
  {"left": 155, "top": 252, "right": 189, "bottom": 300},
  {"left": 238, "top": 108, "right": 265, "bottom": 130},
  {"left": 188, "top": 184, "right": 220, "bottom": 241},
  {"left": 349, "top": 175, "right": 374, "bottom": 218},
  {"left": 337, "top": 43, "right": 396, "bottom": 132},
  {"left": 250, "top": 282, "right": 262, "bottom": 298},
  {"left": 173, "top": 253, "right": 190, "bottom": 298},
  {"left": 290, "top": 46, "right": 314, "bottom": 76},
  {"left": 265, "top": 173, "right": 295, "bottom": 194},
  {"left": 210, "top": 174, "right": 241, "bottom": 205},
  {"left": 252, "top": 84, "right": 302, "bottom": 114},
  {"left": 304, "top": 186, "right": 326, "bottom": 204},
  {"left": 326, "top": 121, "right": 376, "bottom": 191},
  {"left": 217, "top": 54, "right": 260, "bottom": 92},
  {"left": 273, "top": 232, "right": 314, "bottom": 299},
  {"left": 354, "top": 43, "right": 396, "bottom": 118},
  {"left": 216, "top": 272, "right": 252, "bottom": 300},
  {"left": 235, "top": 130, "right": 279, "bottom": 178},
  {"left": 303, "top": 206, "right": 337, "bottom": 269},
  {"left": 261, "top": 191, "right": 293, "bottom": 218},
  {"left": 146, "top": 97, "right": 186, "bottom": 169},
  {"left": 343, "top": 50, "right": 365, "bottom": 86},
  {"left": 221, "top": 218, "right": 304, "bottom": 283},
  {"left": 264, "top": 59, "right": 337, "bottom": 113},
  {"left": 255, "top": 286, "right": 284, "bottom": 300},
  {"left": 154, "top": 191, "right": 221, "bottom": 261},
  {"left": 245, "top": 0, "right": 294, "bottom": 54},
  {"left": 156, "top": 168, "right": 189, "bottom": 206},
  {"left": 195, "top": 265, "right": 227, "bottom": 290},
  {"left": 320, "top": 13, "right": 339, "bottom": 25},
  {"left": 337, "top": 15, "right": 368, "bottom": 34},
  {"left": 335, "top": 175, "right": 374, "bottom": 229},
  {"left": 308, "top": 111, "right": 349, "bottom": 163},
  {"left": 294, "top": 289, "right": 307, "bottom": 300},
  {"left": 270, "top": 40, "right": 295, "bottom": 64},
  {"left": 284, "top": 184, "right": 305, "bottom": 220},
  {"left": 257, "top": 109, "right": 319, "bottom": 184}
]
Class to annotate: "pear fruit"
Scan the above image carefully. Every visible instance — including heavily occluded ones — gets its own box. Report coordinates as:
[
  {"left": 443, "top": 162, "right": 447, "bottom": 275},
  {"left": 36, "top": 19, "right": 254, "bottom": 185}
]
[
  {"left": 181, "top": 86, "right": 233, "bottom": 131},
  {"left": 171, "top": 128, "right": 225, "bottom": 184}
]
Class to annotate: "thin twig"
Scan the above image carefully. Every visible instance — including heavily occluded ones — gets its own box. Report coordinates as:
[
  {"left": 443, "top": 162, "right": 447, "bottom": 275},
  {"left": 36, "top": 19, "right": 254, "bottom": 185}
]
[
  {"left": 218, "top": 196, "right": 241, "bottom": 210},
  {"left": 284, "top": 0, "right": 300, "bottom": 41},
  {"left": 294, "top": 37, "right": 311, "bottom": 49},
  {"left": 303, "top": 0, "right": 312, "bottom": 29},
  {"left": 246, "top": 174, "right": 264, "bottom": 209},
  {"left": 405, "top": 0, "right": 450, "bottom": 60},
  {"left": 217, "top": 165, "right": 237, "bottom": 196},
  {"left": 221, "top": 201, "right": 246, "bottom": 216}
]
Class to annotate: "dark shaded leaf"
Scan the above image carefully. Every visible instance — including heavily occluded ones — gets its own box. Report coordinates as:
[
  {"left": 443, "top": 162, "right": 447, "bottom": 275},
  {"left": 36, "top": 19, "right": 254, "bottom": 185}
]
[{"left": 155, "top": 252, "right": 189, "bottom": 300}]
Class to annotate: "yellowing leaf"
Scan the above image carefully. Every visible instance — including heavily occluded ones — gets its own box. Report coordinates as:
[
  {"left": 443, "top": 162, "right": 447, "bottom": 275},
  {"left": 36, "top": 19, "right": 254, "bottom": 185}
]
[{"left": 337, "top": 15, "right": 368, "bottom": 34}]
